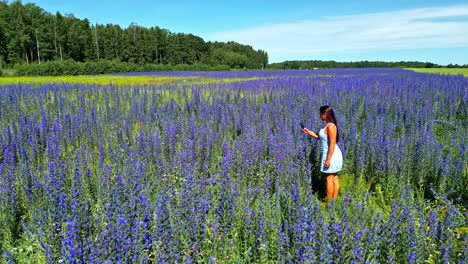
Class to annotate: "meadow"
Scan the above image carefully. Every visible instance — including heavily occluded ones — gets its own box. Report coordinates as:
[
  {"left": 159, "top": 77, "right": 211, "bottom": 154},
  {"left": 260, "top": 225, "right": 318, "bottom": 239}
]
[
  {"left": 0, "top": 68, "right": 466, "bottom": 263},
  {"left": 406, "top": 68, "right": 468, "bottom": 77},
  {"left": 0, "top": 74, "right": 262, "bottom": 86}
]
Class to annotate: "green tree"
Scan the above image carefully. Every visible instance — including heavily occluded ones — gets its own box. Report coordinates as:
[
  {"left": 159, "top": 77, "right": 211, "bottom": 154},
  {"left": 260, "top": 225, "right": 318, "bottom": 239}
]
[
  {"left": 27, "top": 3, "right": 55, "bottom": 63},
  {"left": 54, "top": 12, "right": 68, "bottom": 60},
  {"left": 66, "top": 15, "right": 92, "bottom": 61},
  {"left": 1, "top": 1, "right": 268, "bottom": 70},
  {"left": 6, "top": 1, "right": 32, "bottom": 64},
  {"left": 0, "top": 2, "right": 8, "bottom": 64}
]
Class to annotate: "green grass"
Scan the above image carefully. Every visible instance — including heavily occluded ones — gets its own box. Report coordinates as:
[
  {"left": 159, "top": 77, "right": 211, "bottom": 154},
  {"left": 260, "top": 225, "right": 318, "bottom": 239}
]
[
  {"left": 0, "top": 75, "right": 198, "bottom": 85},
  {"left": 0, "top": 74, "right": 265, "bottom": 86},
  {"left": 406, "top": 68, "right": 468, "bottom": 77}
]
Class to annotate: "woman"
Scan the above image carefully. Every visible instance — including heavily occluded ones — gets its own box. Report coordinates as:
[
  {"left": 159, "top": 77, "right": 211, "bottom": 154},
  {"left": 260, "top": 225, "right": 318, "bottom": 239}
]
[{"left": 302, "top": 105, "right": 343, "bottom": 202}]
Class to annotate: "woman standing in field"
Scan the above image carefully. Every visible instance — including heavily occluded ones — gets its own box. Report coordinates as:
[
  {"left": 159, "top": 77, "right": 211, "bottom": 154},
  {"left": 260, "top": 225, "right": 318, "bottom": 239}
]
[{"left": 302, "top": 105, "right": 343, "bottom": 202}]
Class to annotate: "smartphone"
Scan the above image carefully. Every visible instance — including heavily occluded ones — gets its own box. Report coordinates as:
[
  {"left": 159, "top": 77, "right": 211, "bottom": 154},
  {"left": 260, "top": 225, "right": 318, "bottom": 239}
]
[{"left": 300, "top": 122, "right": 305, "bottom": 129}]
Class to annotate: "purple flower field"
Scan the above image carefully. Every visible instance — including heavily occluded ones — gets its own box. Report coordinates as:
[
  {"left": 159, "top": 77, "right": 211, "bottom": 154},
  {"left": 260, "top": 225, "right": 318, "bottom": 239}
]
[{"left": 0, "top": 69, "right": 466, "bottom": 263}]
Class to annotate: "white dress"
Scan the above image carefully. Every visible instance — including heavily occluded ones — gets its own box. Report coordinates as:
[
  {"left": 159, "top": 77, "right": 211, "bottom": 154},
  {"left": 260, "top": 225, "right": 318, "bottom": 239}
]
[{"left": 318, "top": 124, "right": 343, "bottom": 173}]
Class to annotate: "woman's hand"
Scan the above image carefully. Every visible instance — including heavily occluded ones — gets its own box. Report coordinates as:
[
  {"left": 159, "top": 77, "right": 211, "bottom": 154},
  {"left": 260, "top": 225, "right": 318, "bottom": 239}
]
[
  {"left": 303, "top": 128, "right": 319, "bottom": 139},
  {"left": 325, "top": 160, "right": 331, "bottom": 168}
]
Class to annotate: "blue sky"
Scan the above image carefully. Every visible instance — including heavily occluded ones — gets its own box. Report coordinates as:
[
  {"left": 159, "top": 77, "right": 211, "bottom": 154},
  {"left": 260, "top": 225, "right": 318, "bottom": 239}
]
[{"left": 25, "top": 0, "right": 468, "bottom": 65}]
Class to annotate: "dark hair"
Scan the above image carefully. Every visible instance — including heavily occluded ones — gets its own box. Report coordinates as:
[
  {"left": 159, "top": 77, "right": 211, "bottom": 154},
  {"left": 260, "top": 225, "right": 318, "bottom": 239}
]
[{"left": 320, "top": 105, "right": 340, "bottom": 142}]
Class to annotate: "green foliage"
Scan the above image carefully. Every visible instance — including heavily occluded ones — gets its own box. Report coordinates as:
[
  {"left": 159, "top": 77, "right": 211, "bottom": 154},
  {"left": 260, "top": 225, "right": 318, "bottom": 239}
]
[
  {"left": 13, "top": 60, "right": 234, "bottom": 76},
  {"left": 212, "top": 64, "right": 231, "bottom": 71},
  {"left": 1, "top": 234, "right": 46, "bottom": 264},
  {"left": 204, "top": 42, "right": 267, "bottom": 69},
  {"left": 0, "top": 1, "right": 268, "bottom": 71}
]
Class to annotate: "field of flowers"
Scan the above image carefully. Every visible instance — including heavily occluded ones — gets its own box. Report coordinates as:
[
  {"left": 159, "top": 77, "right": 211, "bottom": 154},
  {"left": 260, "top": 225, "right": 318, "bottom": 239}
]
[{"left": 0, "top": 68, "right": 466, "bottom": 263}]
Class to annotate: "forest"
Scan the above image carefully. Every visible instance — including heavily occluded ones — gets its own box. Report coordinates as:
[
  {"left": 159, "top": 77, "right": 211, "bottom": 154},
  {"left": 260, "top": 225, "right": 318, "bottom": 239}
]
[
  {"left": 267, "top": 60, "right": 468, "bottom": 70},
  {"left": 0, "top": 1, "right": 269, "bottom": 73}
]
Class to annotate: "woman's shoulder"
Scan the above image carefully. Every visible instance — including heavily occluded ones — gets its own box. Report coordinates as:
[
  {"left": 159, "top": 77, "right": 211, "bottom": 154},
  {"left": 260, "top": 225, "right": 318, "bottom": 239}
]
[{"left": 326, "top": 123, "right": 337, "bottom": 129}]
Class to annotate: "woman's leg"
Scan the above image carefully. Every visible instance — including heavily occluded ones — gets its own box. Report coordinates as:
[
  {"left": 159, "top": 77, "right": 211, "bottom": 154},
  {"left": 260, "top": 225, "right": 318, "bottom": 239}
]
[
  {"left": 325, "top": 173, "right": 340, "bottom": 201},
  {"left": 332, "top": 173, "right": 339, "bottom": 200}
]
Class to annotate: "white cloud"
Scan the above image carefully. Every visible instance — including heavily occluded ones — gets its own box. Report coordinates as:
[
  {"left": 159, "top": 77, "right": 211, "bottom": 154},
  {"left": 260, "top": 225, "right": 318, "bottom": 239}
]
[{"left": 205, "top": 5, "right": 468, "bottom": 62}]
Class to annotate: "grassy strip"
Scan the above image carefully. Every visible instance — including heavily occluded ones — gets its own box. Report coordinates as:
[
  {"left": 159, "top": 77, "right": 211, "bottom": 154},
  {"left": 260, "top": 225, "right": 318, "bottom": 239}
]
[
  {"left": 0, "top": 75, "right": 264, "bottom": 86},
  {"left": 406, "top": 68, "right": 468, "bottom": 77}
]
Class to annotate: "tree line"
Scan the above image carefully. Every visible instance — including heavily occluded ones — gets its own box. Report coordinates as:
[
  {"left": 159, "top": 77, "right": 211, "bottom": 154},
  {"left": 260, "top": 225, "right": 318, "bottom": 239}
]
[
  {"left": 0, "top": 1, "right": 268, "bottom": 75},
  {"left": 267, "top": 60, "right": 468, "bottom": 70}
]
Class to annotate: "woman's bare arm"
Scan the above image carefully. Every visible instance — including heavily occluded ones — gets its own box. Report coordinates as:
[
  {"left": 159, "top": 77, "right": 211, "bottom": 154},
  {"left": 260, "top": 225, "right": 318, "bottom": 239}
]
[
  {"left": 302, "top": 128, "right": 319, "bottom": 139},
  {"left": 325, "top": 125, "right": 337, "bottom": 167}
]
